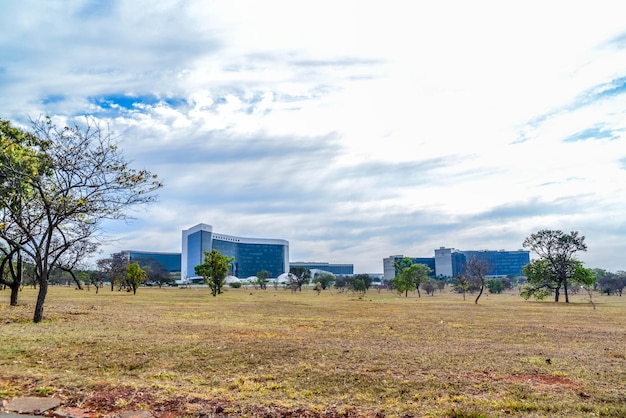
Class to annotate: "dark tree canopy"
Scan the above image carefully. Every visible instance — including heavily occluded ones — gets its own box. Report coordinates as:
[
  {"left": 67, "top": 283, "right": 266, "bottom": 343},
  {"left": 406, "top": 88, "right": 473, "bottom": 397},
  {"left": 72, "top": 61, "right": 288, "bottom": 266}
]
[{"left": 522, "top": 229, "right": 587, "bottom": 303}]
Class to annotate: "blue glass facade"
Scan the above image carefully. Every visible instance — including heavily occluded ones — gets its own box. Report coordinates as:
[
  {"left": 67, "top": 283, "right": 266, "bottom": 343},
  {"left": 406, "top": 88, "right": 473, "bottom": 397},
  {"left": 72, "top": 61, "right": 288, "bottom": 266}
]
[
  {"left": 182, "top": 224, "right": 289, "bottom": 279},
  {"left": 289, "top": 262, "right": 354, "bottom": 275},
  {"left": 386, "top": 248, "right": 528, "bottom": 279},
  {"left": 461, "top": 250, "right": 530, "bottom": 277},
  {"left": 126, "top": 251, "right": 181, "bottom": 273}
]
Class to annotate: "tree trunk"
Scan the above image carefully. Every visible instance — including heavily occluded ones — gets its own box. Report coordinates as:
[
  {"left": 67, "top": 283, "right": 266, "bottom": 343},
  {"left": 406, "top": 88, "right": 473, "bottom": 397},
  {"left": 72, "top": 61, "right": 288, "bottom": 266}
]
[
  {"left": 563, "top": 279, "right": 570, "bottom": 303},
  {"left": 554, "top": 286, "right": 560, "bottom": 302},
  {"left": 65, "top": 269, "right": 83, "bottom": 290},
  {"left": 475, "top": 284, "right": 484, "bottom": 304},
  {"left": 416, "top": 287, "right": 421, "bottom": 297},
  {"left": 33, "top": 280, "right": 48, "bottom": 323},
  {"left": 10, "top": 283, "right": 19, "bottom": 306}
]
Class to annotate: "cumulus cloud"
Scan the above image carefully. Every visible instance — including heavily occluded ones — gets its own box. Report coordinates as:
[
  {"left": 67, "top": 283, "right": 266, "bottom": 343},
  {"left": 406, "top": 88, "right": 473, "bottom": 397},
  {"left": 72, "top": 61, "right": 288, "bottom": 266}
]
[{"left": 1, "top": 0, "right": 626, "bottom": 272}]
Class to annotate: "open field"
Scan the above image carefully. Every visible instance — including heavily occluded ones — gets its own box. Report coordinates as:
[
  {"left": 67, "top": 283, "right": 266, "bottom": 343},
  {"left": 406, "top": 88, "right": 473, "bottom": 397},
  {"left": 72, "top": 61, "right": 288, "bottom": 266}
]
[{"left": 0, "top": 286, "right": 624, "bottom": 417}]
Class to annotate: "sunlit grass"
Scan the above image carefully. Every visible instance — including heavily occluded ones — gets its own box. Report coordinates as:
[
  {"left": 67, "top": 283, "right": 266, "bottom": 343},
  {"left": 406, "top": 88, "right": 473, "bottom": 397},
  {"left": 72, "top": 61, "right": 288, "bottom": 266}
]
[{"left": 1, "top": 285, "right": 624, "bottom": 417}]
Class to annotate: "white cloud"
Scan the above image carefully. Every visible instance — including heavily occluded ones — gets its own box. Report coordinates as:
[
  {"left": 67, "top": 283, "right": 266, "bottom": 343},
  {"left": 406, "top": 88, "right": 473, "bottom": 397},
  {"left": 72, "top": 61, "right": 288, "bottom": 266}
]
[{"left": 2, "top": 0, "right": 626, "bottom": 272}]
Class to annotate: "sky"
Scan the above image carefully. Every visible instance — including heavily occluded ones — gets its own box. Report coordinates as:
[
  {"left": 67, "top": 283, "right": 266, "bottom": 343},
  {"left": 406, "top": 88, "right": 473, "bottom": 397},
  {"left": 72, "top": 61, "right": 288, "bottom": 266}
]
[{"left": 1, "top": 0, "right": 626, "bottom": 274}]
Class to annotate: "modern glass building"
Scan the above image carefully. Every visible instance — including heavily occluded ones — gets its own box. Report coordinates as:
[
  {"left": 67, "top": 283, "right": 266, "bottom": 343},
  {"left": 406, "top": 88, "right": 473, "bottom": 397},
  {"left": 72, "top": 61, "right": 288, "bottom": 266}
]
[
  {"left": 461, "top": 250, "right": 530, "bottom": 277},
  {"left": 124, "top": 250, "right": 182, "bottom": 274},
  {"left": 383, "top": 255, "right": 436, "bottom": 281},
  {"left": 384, "top": 247, "right": 530, "bottom": 279},
  {"left": 181, "top": 223, "right": 289, "bottom": 280},
  {"left": 289, "top": 262, "right": 354, "bottom": 275}
]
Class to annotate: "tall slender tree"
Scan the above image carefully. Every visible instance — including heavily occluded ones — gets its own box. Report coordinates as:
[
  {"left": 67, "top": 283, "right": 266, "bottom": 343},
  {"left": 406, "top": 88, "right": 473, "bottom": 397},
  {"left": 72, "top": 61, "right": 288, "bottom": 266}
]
[{"left": 464, "top": 256, "right": 490, "bottom": 304}]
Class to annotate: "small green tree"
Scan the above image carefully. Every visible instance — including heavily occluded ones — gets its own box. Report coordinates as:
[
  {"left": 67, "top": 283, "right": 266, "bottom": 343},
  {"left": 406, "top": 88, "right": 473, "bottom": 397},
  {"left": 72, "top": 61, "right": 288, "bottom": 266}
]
[
  {"left": 126, "top": 262, "right": 146, "bottom": 295},
  {"left": 256, "top": 269, "right": 271, "bottom": 290},
  {"left": 486, "top": 278, "right": 504, "bottom": 294},
  {"left": 452, "top": 274, "right": 471, "bottom": 300},
  {"left": 392, "top": 272, "right": 414, "bottom": 297},
  {"left": 289, "top": 266, "right": 311, "bottom": 292},
  {"left": 422, "top": 278, "right": 436, "bottom": 296},
  {"left": 573, "top": 262, "right": 598, "bottom": 309},
  {"left": 522, "top": 229, "right": 587, "bottom": 303},
  {"left": 314, "top": 272, "right": 335, "bottom": 290},
  {"left": 195, "top": 249, "right": 234, "bottom": 297},
  {"left": 353, "top": 273, "right": 373, "bottom": 291},
  {"left": 352, "top": 277, "right": 366, "bottom": 295},
  {"left": 409, "top": 264, "right": 432, "bottom": 297}
]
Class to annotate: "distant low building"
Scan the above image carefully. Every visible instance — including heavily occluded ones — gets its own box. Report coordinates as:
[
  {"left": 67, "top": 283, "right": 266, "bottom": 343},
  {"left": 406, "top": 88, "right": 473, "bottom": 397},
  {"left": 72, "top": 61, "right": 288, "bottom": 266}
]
[
  {"left": 123, "top": 250, "right": 181, "bottom": 275},
  {"left": 289, "top": 262, "right": 354, "bottom": 276}
]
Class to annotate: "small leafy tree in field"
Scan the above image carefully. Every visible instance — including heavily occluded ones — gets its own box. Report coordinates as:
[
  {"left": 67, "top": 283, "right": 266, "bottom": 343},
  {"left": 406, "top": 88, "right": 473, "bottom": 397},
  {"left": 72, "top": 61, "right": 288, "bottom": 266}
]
[
  {"left": 314, "top": 272, "right": 335, "bottom": 290},
  {"left": 354, "top": 273, "right": 373, "bottom": 291},
  {"left": 522, "top": 229, "right": 587, "bottom": 303},
  {"left": 465, "top": 256, "right": 490, "bottom": 304},
  {"left": 0, "top": 245, "right": 23, "bottom": 306},
  {"left": 573, "top": 262, "right": 598, "bottom": 309},
  {"left": 256, "top": 270, "right": 271, "bottom": 290},
  {"left": 598, "top": 271, "right": 626, "bottom": 296},
  {"left": 487, "top": 278, "right": 504, "bottom": 294},
  {"left": 452, "top": 274, "right": 471, "bottom": 300},
  {"left": 352, "top": 277, "right": 366, "bottom": 295},
  {"left": 195, "top": 249, "right": 234, "bottom": 297},
  {"left": 289, "top": 266, "right": 311, "bottom": 292},
  {"left": 126, "top": 262, "right": 146, "bottom": 294},
  {"left": 422, "top": 278, "right": 436, "bottom": 296}
]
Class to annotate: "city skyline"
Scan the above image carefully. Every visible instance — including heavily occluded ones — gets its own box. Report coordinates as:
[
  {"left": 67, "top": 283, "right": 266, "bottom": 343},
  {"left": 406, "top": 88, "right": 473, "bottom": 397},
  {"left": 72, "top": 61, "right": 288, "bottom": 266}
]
[{"left": 1, "top": 1, "right": 626, "bottom": 273}]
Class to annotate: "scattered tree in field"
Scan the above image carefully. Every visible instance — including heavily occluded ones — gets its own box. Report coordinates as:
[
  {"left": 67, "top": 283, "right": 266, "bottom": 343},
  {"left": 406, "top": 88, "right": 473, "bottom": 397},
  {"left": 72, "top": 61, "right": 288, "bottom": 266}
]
[
  {"left": 486, "top": 278, "right": 504, "bottom": 294},
  {"left": 0, "top": 245, "right": 23, "bottom": 306},
  {"left": 353, "top": 273, "right": 373, "bottom": 292},
  {"left": 54, "top": 240, "right": 99, "bottom": 290},
  {"left": 126, "top": 262, "right": 146, "bottom": 294},
  {"left": 289, "top": 266, "right": 311, "bottom": 292},
  {"left": 0, "top": 117, "right": 161, "bottom": 322},
  {"left": 393, "top": 257, "right": 414, "bottom": 275},
  {"left": 86, "top": 269, "right": 105, "bottom": 293},
  {"left": 314, "top": 271, "right": 335, "bottom": 290},
  {"left": 522, "top": 230, "right": 588, "bottom": 303},
  {"left": 598, "top": 271, "right": 626, "bottom": 296},
  {"left": 195, "top": 249, "right": 234, "bottom": 297},
  {"left": 97, "top": 252, "right": 129, "bottom": 291},
  {"left": 465, "top": 255, "right": 490, "bottom": 304},
  {"left": 452, "top": 274, "right": 471, "bottom": 300},
  {"left": 352, "top": 276, "right": 367, "bottom": 295},
  {"left": 393, "top": 262, "right": 432, "bottom": 297},
  {"left": 255, "top": 269, "right": 271, "bottom": 290},
  {"left": 422, "top": 278, "right": 436, "bottom": 296},
  {"left": 135, "top": 257, "right": 172, "bottom": 287},
  {"left": 572, "top": 262, "right": 597, "bottom": 309}
]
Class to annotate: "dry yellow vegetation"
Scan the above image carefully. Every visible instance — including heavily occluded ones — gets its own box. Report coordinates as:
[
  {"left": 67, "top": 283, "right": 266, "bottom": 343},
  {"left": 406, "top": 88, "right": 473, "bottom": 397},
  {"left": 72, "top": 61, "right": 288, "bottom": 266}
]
[{"left": 0, "top": 285, "right": 624, "bottom": 417}]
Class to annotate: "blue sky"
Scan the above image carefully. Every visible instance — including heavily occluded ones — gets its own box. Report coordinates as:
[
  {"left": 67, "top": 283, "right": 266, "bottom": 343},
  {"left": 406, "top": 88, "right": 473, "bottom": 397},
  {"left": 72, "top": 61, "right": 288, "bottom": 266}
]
[{"left": 1, "top": 0, "right": 626, "bottom": 273}]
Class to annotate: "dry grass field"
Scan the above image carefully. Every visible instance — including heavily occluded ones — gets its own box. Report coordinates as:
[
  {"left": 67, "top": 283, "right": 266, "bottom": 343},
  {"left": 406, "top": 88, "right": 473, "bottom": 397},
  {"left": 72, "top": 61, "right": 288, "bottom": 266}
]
[{"left": 0, "top": 285, "right": 624, "bottom": 417}]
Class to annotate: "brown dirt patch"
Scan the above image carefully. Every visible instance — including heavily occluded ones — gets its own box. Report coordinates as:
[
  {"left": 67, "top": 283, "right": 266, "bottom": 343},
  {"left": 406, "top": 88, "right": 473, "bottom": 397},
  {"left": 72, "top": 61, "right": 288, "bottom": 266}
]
[{"left": 507, "top": 373, "right": 581, "bottom": 388}]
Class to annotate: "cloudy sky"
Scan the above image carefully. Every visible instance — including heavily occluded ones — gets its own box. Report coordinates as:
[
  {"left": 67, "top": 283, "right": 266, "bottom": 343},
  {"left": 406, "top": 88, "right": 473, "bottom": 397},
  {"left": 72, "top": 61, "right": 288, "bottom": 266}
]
[{"left": 2, "top": 0, "right": 626, "bottom": 273}]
